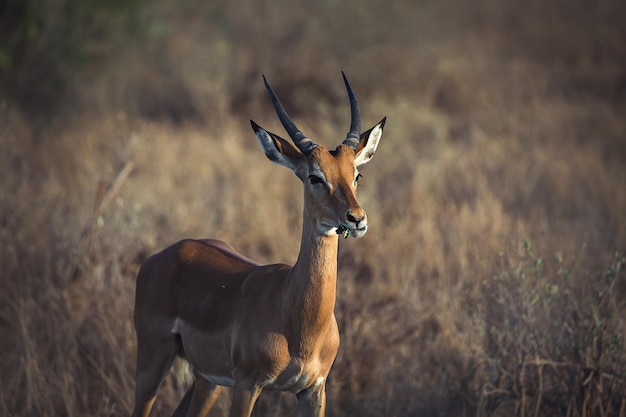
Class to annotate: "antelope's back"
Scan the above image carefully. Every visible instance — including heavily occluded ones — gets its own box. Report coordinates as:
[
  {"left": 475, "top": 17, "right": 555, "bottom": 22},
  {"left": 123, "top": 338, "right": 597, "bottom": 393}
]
[{"left": 135, "top": 239, "right": 259, "bottom": 331}]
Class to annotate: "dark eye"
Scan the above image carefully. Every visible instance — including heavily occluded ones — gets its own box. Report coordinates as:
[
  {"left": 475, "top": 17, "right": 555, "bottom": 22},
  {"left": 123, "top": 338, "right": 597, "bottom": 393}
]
[
  {"left": 308, "top": 175, "right": 325, "bottom": 185},
  {"left": 355, "top": 173, "right": 363, "bottom": 183}
]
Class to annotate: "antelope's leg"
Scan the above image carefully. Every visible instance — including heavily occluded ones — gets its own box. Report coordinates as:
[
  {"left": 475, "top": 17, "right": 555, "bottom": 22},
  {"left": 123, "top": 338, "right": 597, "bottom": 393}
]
[
  {"left": 132, "top": 334, "right": 178, "bottom": 417},
  {"left": 228, "top": 377, "right": 262, "bottom": 417},
  {"left": 170, "top": 383, "right": 194, "bottom": 417},
  {"left": 186, "top": 376, "right": 224, "bottom": 417},
  {"left": 297, "top": 380, "right": 327, "bottom": 417}
]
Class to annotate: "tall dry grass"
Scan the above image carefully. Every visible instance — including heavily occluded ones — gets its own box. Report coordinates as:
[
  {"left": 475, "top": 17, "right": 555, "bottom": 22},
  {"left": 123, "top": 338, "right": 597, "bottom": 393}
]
[{"left": 1, "top": 0, "right": 625, "bottom": 416}]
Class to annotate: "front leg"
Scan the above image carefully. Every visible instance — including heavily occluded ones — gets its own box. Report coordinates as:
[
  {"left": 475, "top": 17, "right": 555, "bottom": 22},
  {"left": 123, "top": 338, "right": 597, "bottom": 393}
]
[
  {"left": 297, "top": 379, "right": 327, "bottom": 417},
  {"left": 188, "top": 379, "right": 223, "bottom": 417},
  {"left": 229, "top": 377, "right": 262, "bottom": 417}
]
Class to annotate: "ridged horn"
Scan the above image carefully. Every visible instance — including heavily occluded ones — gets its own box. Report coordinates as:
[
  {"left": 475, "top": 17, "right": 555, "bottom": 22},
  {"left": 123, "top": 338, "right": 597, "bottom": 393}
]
[
  {"left": 263, "top": 75, "right": 317, "bottom": 154},
  {"left": 341, "top": 71, "right": 361, "bottom": 149}
]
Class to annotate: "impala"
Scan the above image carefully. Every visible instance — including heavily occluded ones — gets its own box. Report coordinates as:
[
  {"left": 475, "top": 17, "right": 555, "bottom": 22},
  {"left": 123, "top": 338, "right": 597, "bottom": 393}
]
[{"left": 132, "top": 72, "right": 385, "bottom": 417}]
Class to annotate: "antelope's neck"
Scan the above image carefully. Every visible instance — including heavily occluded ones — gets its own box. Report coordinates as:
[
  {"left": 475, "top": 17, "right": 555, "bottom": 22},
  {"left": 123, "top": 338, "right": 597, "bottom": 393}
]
[{"left": 286, "top": 217, "right": 338, "bottom": 333}]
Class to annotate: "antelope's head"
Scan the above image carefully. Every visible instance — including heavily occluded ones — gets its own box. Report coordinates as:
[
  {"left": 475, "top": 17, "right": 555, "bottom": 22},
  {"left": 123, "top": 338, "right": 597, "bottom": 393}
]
[{"left": 251, "top": 73, "right": 385, "bottom": 238}]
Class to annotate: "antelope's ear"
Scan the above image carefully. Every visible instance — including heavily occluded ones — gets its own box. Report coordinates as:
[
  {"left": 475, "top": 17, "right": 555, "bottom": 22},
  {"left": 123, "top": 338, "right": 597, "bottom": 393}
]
[
  {"left": 251, "top": 120, "right": 303, "bottom": 170},
  {"left": 354, "top": 117, "right": 386, "bottom": 166}
]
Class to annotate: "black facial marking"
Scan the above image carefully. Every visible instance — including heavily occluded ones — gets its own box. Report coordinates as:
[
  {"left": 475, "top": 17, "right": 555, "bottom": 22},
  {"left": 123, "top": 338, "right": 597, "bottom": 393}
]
[{"left": 308, "top": 175, "right": 325, "bottom": 185}]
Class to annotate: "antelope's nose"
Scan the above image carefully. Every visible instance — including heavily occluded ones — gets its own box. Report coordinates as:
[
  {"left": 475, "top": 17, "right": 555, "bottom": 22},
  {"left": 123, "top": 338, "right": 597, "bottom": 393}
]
[{"left": 347, "top": 209, "right": 366, "bottom": 228}]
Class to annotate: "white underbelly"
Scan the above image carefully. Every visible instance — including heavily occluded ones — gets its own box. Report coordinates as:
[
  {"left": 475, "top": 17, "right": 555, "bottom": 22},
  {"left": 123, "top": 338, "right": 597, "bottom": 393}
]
[{"left": 197, "top": 372, "right": 236, "bottom": 387}]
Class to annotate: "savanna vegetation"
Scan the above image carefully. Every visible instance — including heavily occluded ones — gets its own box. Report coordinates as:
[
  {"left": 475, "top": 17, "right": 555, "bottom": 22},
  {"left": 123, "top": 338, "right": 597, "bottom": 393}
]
[{"left": 1, "top": 0, "right": 625, "bottom": 416}]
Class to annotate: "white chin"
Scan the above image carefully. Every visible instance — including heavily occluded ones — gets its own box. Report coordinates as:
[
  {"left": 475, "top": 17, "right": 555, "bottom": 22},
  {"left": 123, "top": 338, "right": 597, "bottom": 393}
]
[{"left": 322, "top": 226, "right": 339, "bottom": 236}]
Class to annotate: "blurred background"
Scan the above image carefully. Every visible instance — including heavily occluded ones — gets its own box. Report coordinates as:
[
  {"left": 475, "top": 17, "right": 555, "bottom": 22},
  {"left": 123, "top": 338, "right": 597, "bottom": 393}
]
[{"left": 1, "top": 0, "right": 625, "bottom": 416}]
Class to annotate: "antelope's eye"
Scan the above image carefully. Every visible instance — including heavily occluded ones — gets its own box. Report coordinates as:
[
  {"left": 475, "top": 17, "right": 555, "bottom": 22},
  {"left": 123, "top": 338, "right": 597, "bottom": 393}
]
[
  {"left": 355, "top": 173, "right": 363, "bottom": 183},
  {"left": 308, "top": 175, "right": 325, "bottom": 185}
]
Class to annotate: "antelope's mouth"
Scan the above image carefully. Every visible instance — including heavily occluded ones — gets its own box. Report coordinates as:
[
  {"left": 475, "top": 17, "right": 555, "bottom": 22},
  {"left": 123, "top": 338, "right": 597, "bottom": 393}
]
[{"left": 337, "top": 224, "right": 368, "bottom": 239}]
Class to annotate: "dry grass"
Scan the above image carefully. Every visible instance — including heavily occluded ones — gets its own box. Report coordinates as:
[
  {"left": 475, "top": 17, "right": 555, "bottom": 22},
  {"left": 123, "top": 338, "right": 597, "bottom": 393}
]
[{"left": 1, "top": 0, "right": 625, "bottom": 416}]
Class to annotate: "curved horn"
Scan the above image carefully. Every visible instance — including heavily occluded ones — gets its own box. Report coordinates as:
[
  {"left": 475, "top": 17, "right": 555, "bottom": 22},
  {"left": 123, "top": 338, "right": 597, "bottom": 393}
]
[
  {"left": 341, "top": 71, "right": 361, "bottom": 149},
  {"left": 263, "top": 75, "right": 317, "bottom": 154}
]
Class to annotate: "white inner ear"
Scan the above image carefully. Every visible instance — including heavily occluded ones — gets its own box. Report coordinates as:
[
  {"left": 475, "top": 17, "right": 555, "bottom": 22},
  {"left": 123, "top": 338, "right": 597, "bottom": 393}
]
[
  {"left": 255, "top": 129, "right": 297, "bottom": 171},
  {"left": 354, "top": 123, "right": 383, "bottom": 166}
]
